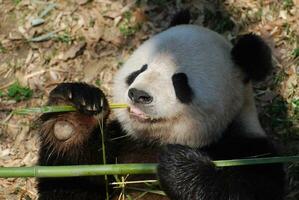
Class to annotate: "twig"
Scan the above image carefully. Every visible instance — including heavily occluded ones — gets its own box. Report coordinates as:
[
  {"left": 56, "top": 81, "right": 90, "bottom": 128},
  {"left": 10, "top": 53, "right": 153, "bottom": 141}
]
[{"left": 39, "top": 3, "right": 56, "bottom": 18}]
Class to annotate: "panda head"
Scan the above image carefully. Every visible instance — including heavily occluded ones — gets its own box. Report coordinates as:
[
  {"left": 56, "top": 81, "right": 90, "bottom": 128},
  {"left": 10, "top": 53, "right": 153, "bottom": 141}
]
[{"left": 112, "top": 25, "right": 272, "bottom": 147}]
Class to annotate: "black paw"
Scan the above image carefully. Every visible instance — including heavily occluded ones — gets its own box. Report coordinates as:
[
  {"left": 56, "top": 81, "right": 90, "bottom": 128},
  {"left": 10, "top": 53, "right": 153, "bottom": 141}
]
[
  {"left": 158, "top": 144, "right": 216, "bottom": 199},
  {"left": 49, "top": 82, "right": 109, "bottom": 116}
]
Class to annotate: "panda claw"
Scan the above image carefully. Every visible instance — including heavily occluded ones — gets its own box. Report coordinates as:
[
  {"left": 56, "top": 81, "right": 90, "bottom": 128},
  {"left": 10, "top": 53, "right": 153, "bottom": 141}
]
[
  {"left": 100, "top": 98, "right": 103, "bottom": 108},
  {"left": 93, "top": 104, "right": 97, "bottom": 111},
  {"left": 81, "top": 99, "right": 86, "bottom": 106},
  {"left": 50, "top": 82, "right": 107, "bottom": 116},
  {"left": 86, "top": 105, "right": 92, "bottom": 111},
  {"left": 68, "top": 91, "right": 72, "bottom": 99}
]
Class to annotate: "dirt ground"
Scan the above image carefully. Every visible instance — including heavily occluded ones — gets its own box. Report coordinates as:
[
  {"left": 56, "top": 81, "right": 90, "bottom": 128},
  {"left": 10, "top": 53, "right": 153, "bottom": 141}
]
[{"left": 0, "top": 0, "right": 298, "bottom": 199}]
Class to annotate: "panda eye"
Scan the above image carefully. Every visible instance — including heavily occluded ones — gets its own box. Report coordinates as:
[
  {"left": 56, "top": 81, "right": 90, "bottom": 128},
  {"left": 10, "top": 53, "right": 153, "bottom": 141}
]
[
  {"left": 126, "top": 64, "right": 148, "bottom": 86},
  {"left": 172, "top": 72, "right": 193, "bottom": 104}
]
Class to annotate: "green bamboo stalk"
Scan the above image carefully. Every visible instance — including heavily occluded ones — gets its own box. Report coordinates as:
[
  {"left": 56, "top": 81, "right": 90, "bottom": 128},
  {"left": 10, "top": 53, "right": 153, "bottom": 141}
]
[
  {"left": 0, "top": 164, "right": 157, "bottom": 178},
  {"left": 12, "top": 104, "right": 128, "bottom": 115},
  {"left": 12, "top": 105, "right": 76, "bottom": 115},
  {"left": 213, "top": 155, "right": 299, "bottom": 167},
  {"left": 99, "top": 115, "right": 109, "bottom": 199},
  {"left": 0, "top": 155, "right": 298, "bottom": 178},
  {"left": 110, "top": 104, "right": 129, "bottom": 109}
]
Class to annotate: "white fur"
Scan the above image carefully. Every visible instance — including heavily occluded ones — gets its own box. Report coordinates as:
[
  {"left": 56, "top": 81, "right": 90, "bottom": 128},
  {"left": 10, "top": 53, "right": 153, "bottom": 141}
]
[
  {"left": 236, "top": 83, "right": 266, "bottom": 137},
  {"left": 112, "top": 25, "right": 264, "bottom": 147}
]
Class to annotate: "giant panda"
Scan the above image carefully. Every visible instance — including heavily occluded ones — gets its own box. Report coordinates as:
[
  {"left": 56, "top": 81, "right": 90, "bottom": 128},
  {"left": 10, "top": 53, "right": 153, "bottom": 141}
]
[{"left": 37, "top": 14, "right": 285, "bottom": 200}]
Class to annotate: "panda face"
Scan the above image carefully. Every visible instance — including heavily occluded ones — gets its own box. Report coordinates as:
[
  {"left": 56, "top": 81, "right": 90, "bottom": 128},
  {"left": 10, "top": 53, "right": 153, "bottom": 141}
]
[
  {"left": 124, "top": 54, "right": 189, "bottom": 122},
  {"left": 126, "top": 69, "right": 193, "bottom": 122},
  {"left": 112, "top": 25, "right": 255, "bottom": 147}
]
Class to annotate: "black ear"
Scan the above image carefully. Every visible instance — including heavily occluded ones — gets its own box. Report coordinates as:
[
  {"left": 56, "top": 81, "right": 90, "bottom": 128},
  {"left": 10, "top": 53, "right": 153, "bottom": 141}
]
[
  {"left": 169, "top": 9, "right": 191, "bottom": 27},
  {"left": 231, "top": 34, "right": 273, "bottom": 82}
]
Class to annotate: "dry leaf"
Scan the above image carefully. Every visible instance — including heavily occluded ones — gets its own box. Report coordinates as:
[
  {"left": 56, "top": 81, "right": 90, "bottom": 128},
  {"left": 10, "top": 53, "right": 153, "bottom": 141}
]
[
  {"left": 61, "top": 41, "right": 87, "bottom": 61},
  {"left": 134, "top": 8, "right": 148, "bottom": 23},
  {"left": 76, "top": 0, "right": 89, "bottom": 5}
]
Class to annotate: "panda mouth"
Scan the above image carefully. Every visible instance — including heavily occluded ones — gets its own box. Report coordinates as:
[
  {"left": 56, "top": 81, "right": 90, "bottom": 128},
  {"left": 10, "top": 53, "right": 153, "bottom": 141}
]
[
  {"left": 128, "top": 105, "right": 163, "bottom": 123},
  {"left": 129, "top": 105, "right": 150, "bottom": 120}
]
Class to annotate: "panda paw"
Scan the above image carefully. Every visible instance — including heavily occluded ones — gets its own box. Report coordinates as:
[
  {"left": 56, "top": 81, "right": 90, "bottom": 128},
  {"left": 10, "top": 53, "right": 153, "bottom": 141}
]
[
  {"left": 49, "top": 82, "right": 109, "bottom": 116},
  {"left": 157, "top": 144, "right": 216, "bottom": 199}
]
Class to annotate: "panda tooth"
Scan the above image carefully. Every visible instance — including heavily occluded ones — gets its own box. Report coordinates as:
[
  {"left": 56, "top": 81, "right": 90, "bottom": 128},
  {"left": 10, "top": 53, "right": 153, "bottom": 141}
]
[
  {"left": 93, "top": 104, "right": 97, "bottom": 111},
  {"left": 86, "top": 105, "right": 92, "bottom": 111},
  {"left": 68, "top": 92, "right": 72, "bottom": 99}
]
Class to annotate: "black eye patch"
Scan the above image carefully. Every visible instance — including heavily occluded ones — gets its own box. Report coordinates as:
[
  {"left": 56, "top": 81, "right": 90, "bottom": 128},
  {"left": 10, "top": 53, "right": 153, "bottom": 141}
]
[
  {"left": 126, "top": 64, "right": 148, "bottom": 86},
  {"left": 172, "top": 73, "right": 193, "bottom": 104}
]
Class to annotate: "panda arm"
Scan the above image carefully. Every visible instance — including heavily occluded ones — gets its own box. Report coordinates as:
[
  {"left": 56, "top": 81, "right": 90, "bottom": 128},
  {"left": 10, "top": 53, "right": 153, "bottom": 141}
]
[
  {"left": 37, "top": 83, "right": 122, "bottom": 200},
  {"left": 158, "top": 137, "right": 285, "bottom": 200}
]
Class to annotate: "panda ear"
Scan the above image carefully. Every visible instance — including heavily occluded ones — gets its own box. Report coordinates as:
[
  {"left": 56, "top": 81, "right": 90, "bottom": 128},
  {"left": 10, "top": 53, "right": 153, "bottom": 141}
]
[
  {"left": 231, "top": 33, "right": 273, "bottom": 82},
  {"left": 169, "top": 9, "right": 191, "bottom": 27}
]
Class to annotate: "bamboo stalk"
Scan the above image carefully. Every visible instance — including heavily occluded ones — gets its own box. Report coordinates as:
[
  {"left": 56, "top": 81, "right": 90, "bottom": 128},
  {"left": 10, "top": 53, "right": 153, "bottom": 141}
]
[
  {"left": 0, "top": 164, "right": 157, "bottom": 178},
  {"left": 0, "top": 156, "right": 298, "bottom": 178},
  {"left": 12, "top": 105, "right": 76, "bottom": 115},
  {"left": 213, "top": 155, "right": 299, "bottom": 167},
  {"left": 12, "top": 104, "right": 128, "bottom": 115}
]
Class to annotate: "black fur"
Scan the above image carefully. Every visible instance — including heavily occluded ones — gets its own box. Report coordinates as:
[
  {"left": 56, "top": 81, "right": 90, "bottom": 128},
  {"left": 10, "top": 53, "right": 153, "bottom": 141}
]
[
  {"left": 172, "top": 73, "right": 193, "bottom": 103},
  {"left": 38, "top": 125, "right": 108, "bottom": 200},
  {"left": 126, "top": 64, "right": 148, "bottom": 86},
  {"left": 158, "top": 135, "right": 285, "bottom": 200},
  {"left": 231, "top": 34, "right": 273, "bottom": 82},
  {"left": 169, "top": 9, "right": 191, "bottom": 27},
  {"left": 38, "top": 83, "right": 111, "bottom": 200},
  {"left": 49, "top": 82, "right": 108, "bottom": 115},
  {"left": 38, "top": 176, "right": 106, "bottom": 200}
]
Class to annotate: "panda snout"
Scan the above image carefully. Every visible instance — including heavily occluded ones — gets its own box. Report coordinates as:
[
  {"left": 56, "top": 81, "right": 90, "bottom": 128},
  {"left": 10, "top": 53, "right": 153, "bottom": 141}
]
[{"left": 128, "top": 88, "right": 153, "bottom": 104}]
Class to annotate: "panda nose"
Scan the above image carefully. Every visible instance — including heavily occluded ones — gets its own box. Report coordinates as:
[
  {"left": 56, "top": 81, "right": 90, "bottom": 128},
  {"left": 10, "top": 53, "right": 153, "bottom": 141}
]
[{"left": 128, "top": 88, "right": 153, "bottom": 104}]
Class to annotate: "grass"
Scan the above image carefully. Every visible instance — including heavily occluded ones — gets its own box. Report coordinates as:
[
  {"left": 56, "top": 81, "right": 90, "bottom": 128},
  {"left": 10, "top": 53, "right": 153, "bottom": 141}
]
[
  {"left": 7, "top": 82, "right": 33, "bottom": 102},
  {"left": 203, "top": 9, "right": 235, "bottom": 33},
  {"left": 292, "top": 99, "right": 299, "bottom": 120},
  {"left": 292, "top": 48, "right": 299, "bottom": 58},
  {"left": 273, "top": 70, "right": 287, "bottom": 87},
  {"left": 95, "top": 79, "right": 101, "bottom": 87},
  {"left": 89, "top": 18, "right": 96, "bottom": 28},
  {"left": 283, "top": 0, "right": 294, "bottom": 10},
  {"left": 119, "top": 11, "right": 141, "bottom": 37},
  {"left": 264, "top": 95, "right": 299, "bottom": 146},
  {"left": 293, "top": 99, "right": 299, "bottom": 109},
  {"left": 54, "top": 32, "right": 73, "bottom": 44},
  {"left": 0, "top": 42, "right": 6, "bottom": 53},
  {"left": 266, "top": 97, "right": 292, "bottom": 130},
  {"left": 12, "top": 0, "right": 21, "bottom": 5}
]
